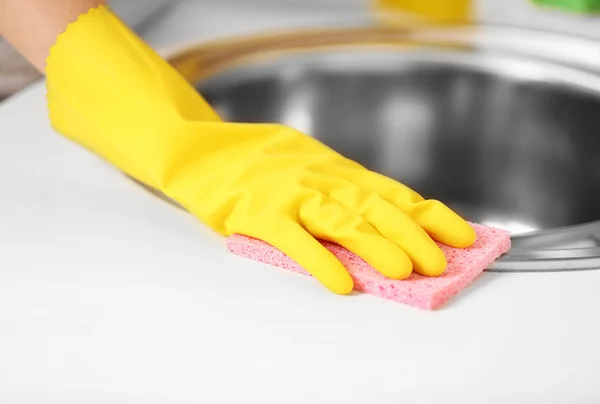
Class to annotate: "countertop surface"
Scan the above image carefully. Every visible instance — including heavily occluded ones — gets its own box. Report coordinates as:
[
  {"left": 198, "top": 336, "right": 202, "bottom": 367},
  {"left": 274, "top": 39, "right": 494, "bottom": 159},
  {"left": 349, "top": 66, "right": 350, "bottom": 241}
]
[{"left": 1, "top": 2, "right": 600, "bottom": 403}]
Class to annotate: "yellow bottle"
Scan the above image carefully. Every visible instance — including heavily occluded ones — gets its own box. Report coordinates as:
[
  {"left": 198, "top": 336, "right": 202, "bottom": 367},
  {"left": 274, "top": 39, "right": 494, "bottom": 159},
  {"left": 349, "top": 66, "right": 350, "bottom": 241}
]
[{"left": 374, "top": 0, "right": 473, "bottom": 23}]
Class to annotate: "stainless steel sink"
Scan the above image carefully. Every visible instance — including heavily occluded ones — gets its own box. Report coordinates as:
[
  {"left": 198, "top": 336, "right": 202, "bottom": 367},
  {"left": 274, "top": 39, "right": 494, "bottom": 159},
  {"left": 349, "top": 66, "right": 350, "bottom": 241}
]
[{"left": 167, "top": 24, "right": 600, "bottom": 271}]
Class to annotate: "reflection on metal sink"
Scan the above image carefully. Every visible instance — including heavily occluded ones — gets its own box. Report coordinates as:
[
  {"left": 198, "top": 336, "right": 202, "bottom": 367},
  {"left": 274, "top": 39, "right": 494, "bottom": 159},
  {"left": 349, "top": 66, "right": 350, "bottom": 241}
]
[{"left": 167, "top": 24, "right": 600, "bottom": 272}]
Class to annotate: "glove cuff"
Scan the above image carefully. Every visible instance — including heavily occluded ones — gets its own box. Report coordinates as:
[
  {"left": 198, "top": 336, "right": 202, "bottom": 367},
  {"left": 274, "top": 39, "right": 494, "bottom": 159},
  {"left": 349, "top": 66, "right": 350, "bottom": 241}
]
[{"left": 45, "top": 4, "right": 222, "bottom": 188}]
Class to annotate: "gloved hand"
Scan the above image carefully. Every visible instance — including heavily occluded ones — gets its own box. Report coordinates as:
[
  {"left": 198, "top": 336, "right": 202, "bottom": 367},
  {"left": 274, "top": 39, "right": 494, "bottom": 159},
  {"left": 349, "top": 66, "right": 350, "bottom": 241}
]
[{"left": 46, "top": 5, "right": 476, "bottom": 294}]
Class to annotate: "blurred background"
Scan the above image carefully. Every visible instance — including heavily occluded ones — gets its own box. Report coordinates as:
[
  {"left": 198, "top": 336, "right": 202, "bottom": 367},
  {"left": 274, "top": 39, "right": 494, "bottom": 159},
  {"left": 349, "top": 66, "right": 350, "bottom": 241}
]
[{"left": 3, "top": 0, "right": 600, "bottom": 101}]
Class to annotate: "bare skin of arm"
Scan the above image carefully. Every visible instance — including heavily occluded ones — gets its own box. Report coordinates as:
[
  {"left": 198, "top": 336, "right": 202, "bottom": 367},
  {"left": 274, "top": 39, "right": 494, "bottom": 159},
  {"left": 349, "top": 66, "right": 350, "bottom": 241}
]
[{"left": 0, "top": 0, "right": 107, "bottom": 72}]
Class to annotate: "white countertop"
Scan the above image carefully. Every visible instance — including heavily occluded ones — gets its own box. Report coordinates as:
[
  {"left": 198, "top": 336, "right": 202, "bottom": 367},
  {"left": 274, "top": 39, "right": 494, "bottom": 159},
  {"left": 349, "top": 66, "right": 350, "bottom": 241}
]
[{"left": 1, "top": 2, "right": 600, "bottom": 403}]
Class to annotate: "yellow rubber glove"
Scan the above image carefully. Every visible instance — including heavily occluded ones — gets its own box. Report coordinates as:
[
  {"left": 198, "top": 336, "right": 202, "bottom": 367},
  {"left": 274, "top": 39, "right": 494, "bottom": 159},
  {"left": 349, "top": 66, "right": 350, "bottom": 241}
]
[{"left": 46, "top": 5, "right": 476, "bottom": 294}]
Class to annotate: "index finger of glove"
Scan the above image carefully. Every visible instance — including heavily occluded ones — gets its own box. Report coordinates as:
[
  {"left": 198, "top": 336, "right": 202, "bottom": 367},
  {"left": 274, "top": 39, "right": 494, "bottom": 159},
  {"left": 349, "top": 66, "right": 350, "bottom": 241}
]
[{"left": 239, "top": 220, "right": 354, "bottom": 295}]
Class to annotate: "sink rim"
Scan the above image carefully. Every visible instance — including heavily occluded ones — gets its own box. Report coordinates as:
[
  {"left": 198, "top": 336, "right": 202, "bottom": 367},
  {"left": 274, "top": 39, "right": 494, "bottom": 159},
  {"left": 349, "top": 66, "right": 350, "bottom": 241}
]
[{"left": 163, "top": 23, "right": 600, "bottom": 272}]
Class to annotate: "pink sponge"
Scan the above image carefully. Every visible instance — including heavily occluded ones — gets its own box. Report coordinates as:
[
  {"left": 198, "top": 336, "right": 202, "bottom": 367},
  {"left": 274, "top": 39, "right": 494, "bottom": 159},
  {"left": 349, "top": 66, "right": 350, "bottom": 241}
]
[{"left": 227, "top": 223, "right": 510, "bottom": 310}]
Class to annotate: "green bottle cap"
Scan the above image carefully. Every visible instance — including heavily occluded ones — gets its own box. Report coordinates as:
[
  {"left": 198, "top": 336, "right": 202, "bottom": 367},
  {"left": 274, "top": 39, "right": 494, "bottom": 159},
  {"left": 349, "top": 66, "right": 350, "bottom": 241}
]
[{"left": 532, "top": 0, "right": 600, "bottom": 13}]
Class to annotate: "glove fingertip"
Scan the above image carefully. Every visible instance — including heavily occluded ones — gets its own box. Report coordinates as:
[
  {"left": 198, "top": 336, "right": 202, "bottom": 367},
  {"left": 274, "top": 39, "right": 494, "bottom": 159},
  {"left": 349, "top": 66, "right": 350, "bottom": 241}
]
[
  {"left": 413, "top": 247, "right": 448, "bottom": 277},
  {"left": 452, "top": 221, "right": 477, "bottom": 248},
  {"left": 436, "top": 217, "right": 477, "bottom": 249},
  {"left": 303, "top": 252, "right": 354, "bottom": 295},
  {"left": 411, "top": 200, "right": 477, "bottom": 249},
  {"left": 248, "top": 222, "right": 355, "bottom": 295},
  {"left": 326, "top": 270, "right": 355, "bottom": 295}
]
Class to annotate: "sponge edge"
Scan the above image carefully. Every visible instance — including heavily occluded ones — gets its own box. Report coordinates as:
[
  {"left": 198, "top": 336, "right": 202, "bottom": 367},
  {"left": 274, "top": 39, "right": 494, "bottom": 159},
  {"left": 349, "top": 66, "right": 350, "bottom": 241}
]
[{"left": 226, "top": 223, "right": 511, "bottom": 310}]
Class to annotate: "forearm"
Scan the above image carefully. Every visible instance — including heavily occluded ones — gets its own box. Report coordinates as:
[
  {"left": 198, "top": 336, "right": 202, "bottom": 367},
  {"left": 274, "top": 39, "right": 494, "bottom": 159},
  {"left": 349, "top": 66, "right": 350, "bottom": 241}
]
[{"left": 0, "top": 0, "right": 107, "bottom": 72}]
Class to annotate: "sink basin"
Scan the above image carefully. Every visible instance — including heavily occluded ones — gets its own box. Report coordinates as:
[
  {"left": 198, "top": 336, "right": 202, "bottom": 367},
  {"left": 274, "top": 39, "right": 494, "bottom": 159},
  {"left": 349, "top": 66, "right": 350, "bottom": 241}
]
[{"left": 166, "top": 24, "right": 600, "bottom": 271}]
